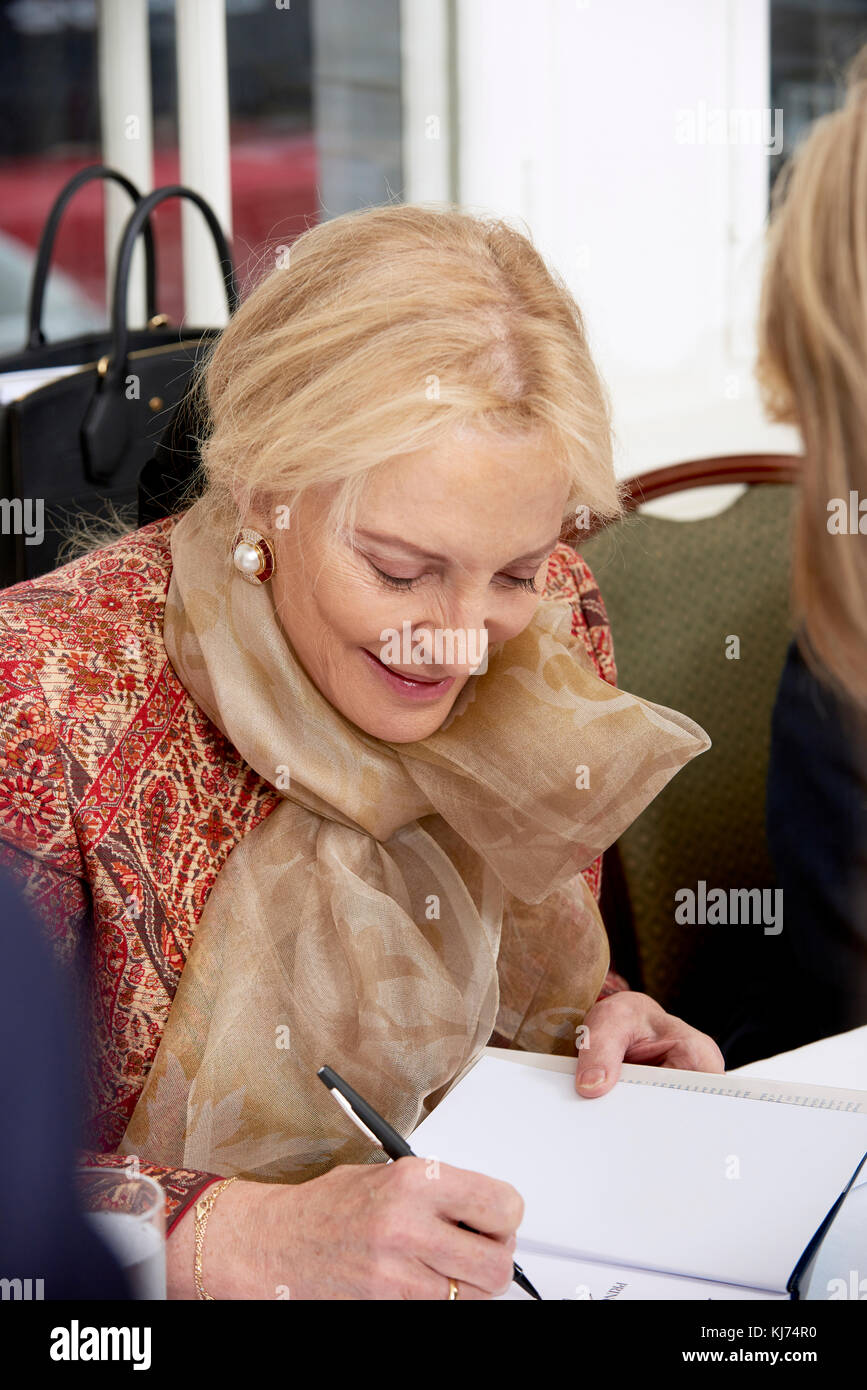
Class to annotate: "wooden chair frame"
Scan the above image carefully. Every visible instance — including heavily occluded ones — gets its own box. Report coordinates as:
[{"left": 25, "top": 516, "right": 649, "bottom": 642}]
[{"left": 562, "top": 453, "right": 802, "bottom": 547}]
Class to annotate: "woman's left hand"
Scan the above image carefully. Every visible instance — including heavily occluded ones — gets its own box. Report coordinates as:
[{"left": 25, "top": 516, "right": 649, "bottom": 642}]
[{"left": 574, "top": 991, "right": 725, "bottom": 1097}]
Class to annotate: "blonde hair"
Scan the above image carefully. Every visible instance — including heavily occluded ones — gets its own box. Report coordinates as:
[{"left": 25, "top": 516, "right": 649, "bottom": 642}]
[
  {"left": 756, "top": 48, "right": 867, "bottom": 707},
  {"left": 193, "top": 201, "right": 621, "bottom": 547}
]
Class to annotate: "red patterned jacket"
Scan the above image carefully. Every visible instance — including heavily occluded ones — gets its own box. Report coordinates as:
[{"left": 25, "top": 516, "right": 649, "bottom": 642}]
[{"left": 0, "top": 516, "right": 627, "bottom": 1235}]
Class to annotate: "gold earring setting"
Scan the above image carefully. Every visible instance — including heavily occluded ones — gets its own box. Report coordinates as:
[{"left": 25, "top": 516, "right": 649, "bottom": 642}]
[{"left": 232, "top": 528, "right": 275, "bottom": 585}]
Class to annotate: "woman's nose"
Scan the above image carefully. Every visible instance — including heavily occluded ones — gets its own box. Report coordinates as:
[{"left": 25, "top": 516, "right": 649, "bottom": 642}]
[{"left": 412, "top": 606, "right": 490, "bottom": 675}]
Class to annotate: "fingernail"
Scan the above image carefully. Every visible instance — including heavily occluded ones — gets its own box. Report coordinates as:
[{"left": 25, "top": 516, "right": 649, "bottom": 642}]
[{"left": 577, "top": 1068, "right": 606, "bottom": 1089}]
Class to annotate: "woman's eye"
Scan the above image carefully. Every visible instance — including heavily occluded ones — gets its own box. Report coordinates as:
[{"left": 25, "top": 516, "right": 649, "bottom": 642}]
[
  {"left": 371, "top": 563, "right": 418, "bottom": 592},
  {"left": 500, "top": 574, "right": 538, "bottom": 594},
  {"left": 369, "top": 562, "right": 538, "bottom": 595}
]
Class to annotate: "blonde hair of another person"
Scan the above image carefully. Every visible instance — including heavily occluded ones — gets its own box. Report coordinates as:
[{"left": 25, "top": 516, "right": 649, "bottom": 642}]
[
  {"left": 190, "top": 201, "right": 622, "bottom": 552},
  {"left": 757, "top": 47, "right": 867, "bottom": 707}
]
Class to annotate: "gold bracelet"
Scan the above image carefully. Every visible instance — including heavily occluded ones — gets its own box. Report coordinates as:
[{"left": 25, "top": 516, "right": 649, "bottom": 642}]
[{"left": 193, "top": 1176, "right": 239, "bottom": 1300}]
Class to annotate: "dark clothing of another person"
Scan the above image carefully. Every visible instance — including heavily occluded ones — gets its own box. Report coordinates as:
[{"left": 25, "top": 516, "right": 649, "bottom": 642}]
[
  {"left": 766, "top": 638, "right": 867, "bottom": 1049},
  {"left": 0, "top": 869, "right": 132, "bottom": 1299}
]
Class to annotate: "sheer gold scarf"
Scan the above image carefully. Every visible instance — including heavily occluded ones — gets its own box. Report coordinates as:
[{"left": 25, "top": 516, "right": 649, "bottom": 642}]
[{"left": 120, "top": 499, "right": 710, "bottom": 1181}]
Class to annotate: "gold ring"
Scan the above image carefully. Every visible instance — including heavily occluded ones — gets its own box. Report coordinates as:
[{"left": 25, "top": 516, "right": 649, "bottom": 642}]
[{"left": 447, "top": 1277, "right": 460, "bottom": 1300}]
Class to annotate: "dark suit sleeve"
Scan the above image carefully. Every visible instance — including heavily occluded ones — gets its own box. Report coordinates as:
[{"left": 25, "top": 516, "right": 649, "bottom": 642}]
[
  {"left": 766, "top": 639, "right": 867, "bottom": 1043},
  {"left": 0, "top": 865, "right": 135, "bottom": 1298}
]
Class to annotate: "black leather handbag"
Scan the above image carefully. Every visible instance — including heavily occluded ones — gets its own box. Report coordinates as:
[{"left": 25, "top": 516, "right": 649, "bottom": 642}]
[
  {"left": 0, "top": 164, "right": 160, "bottom": 376},
  {"left": 0, "top": 174, "right": 238, "bottom": 587}
]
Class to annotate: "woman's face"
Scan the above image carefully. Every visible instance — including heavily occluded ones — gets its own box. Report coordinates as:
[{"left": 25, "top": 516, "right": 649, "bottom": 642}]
[{"left": 265, "top": 432, "right": 571, "bottom": 743}]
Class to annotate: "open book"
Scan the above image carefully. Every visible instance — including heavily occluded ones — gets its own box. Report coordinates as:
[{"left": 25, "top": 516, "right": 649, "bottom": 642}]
[{"left": 409, "top": 1049, "right": 867, "bottom": 1300}]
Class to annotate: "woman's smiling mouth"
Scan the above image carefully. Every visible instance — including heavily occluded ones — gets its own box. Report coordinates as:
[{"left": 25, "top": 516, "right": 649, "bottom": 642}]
[{"left": 360, "top": 647, "right": 456, "bottom": 700}]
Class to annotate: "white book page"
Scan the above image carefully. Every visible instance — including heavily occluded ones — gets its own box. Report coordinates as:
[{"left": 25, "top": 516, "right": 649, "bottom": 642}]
[
  {"left": 0, "top": 364, "right": 82, "bottom": 404},
  {"left": 482, "top": 1045, "right": 867, "bottom": 1111},
  {"left": 497, "top": 1249, "right": 789, "bottom": 1301},
  {"left": 730, "top": 1024, "right": 867, "bottom": 1092},
  {"left": 411, "top": 1055, "right": 867, "bottom": 1293}
]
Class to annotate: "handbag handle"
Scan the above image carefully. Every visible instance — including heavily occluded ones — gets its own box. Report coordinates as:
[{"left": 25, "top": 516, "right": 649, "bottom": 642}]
[
  {"left": 100, "top": 185, "right": 239, "bottom": 391},
  {"left": 26, "top": 164, "right": 157, "bottom": 351}
]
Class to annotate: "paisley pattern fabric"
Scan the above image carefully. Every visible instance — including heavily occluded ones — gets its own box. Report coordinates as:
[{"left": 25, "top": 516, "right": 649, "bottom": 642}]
[{"left": 0, "top": 514, "right": 642, "bottom": 1229}]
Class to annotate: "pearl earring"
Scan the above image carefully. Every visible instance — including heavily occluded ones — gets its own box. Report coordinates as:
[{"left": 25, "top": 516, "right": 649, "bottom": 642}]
[{"left": 232, "top": 527, "right": 275, "bottom": 585}]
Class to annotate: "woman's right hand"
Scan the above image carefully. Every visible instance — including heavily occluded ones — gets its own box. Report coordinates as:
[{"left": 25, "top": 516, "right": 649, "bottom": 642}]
[{"left": 168, "top": 1157, "right": 524, "bottom": 1300}]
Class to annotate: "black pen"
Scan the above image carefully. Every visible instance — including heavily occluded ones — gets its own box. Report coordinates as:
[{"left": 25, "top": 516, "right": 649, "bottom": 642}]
[{"left": 318, "top": 1064, "right": 542, "bottom": 1300}]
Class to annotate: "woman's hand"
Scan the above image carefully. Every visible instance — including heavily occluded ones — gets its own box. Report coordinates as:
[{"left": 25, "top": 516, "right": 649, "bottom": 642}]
[
  {"left": 167, "top": 1157, "right": 523, "bottom": 1300},
  {"left": 574, "top": 991, "right": 725, "bottom": 1097}
]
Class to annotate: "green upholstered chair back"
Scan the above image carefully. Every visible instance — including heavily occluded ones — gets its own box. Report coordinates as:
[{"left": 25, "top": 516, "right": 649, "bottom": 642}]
[{"left": 581, "top": 462, "right": 799, "bottom": 1043}]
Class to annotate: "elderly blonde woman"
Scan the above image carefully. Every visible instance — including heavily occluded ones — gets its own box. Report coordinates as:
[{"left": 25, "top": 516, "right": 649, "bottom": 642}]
[{"left": 0, "top": 204, "right": 721, "bottom": 1301}]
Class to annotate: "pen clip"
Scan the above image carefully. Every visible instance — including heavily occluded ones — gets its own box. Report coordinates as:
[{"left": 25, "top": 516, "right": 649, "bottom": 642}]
[{"left": 328, "top": 1086, "right": 383, "bottom": 1146}]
